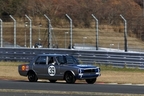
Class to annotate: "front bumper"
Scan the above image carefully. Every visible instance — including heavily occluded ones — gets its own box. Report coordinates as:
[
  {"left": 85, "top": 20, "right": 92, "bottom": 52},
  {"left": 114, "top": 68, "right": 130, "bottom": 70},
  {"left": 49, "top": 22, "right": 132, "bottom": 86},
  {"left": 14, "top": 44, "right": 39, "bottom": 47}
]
[{"left": 76, "top": 72, "right": 101, "bottom": 79}]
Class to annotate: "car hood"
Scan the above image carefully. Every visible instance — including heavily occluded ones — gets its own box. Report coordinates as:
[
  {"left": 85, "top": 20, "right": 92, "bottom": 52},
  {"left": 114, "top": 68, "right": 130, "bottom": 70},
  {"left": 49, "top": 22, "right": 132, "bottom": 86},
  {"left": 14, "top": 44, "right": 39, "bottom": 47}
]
[{"left": 68, "top": 64, "right": 98, "bottom": 69}]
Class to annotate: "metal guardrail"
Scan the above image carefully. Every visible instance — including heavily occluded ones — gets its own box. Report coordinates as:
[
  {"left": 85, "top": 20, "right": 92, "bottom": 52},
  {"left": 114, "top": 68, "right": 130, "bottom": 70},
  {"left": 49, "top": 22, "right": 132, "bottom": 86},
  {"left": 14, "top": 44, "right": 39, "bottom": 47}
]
[{"left": 0, "top": 48, "right": 144, "bottom": 69}]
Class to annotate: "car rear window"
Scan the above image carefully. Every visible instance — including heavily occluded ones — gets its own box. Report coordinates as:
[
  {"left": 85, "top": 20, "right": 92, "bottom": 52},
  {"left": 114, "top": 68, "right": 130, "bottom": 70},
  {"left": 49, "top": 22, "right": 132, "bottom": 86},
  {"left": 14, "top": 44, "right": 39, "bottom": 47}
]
[{"left": 35, "top": 56, "right": 47, "bottom": 65}]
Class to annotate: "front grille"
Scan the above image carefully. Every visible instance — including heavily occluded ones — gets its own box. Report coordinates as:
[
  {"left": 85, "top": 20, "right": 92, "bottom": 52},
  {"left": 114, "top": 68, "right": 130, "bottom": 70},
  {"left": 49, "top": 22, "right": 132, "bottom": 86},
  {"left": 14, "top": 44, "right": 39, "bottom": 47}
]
[{"left": 83, "top": 69, "right": 95, "bottom": 73}]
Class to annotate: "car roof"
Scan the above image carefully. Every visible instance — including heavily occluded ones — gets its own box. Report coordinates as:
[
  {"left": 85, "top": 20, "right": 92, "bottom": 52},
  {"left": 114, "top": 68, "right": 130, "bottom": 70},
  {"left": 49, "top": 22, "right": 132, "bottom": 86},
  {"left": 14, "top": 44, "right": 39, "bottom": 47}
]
[{"left": 37, "top": 54, "right": 70, "bottom": 57}]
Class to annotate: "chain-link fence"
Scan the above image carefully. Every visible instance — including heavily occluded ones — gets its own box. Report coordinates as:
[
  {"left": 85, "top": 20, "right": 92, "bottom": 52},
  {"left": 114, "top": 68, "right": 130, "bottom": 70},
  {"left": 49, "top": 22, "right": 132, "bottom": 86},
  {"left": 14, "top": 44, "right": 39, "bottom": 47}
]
[{"left": 1, "top": 15, "right": 144, "bottom": 52}]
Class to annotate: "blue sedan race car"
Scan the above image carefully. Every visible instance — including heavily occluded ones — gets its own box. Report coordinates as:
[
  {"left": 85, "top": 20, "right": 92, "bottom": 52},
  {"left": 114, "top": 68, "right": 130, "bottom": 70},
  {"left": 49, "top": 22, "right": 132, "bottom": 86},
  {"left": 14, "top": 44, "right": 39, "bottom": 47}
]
[{"left": 18, "top": 54, "right": 101, "bottom": 84}]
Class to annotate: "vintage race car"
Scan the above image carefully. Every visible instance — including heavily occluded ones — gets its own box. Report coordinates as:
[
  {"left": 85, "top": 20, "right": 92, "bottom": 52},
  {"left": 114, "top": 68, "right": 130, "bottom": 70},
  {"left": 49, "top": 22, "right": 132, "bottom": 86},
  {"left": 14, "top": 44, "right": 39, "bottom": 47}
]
[{"left": 18, "top": 54, "right": 101, "bottom": 84}]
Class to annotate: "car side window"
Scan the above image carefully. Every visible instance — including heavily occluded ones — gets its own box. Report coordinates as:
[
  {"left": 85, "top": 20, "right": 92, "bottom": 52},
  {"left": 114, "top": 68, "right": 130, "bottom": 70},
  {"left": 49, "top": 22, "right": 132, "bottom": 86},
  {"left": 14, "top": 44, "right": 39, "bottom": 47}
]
[
  {"left": 66, "top": 56, "right": 75, "bottom": 64},
  {"left": 56, "top": 56, "right": 79, "bottom": 64},
  {"left": 35, "top": 56, "right": 47, "bottom": 65},
  {"left": 56, "top": 56, "right": 66, "bottom": 64},
  {"left": 67, "top": 56, "right": 79, "bottom": 64}
]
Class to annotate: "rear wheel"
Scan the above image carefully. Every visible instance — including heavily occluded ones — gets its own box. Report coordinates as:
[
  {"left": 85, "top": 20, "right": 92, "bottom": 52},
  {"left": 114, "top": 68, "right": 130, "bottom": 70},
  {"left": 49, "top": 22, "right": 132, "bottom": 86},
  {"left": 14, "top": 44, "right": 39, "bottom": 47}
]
[
  {"left": 65, "top": 71, "right": 76, "bottom": 84},
  {"left": 28, "top": 71, "right": 38, "bottom": 82},
  {"left": 85, "top": 78, "right": 96, "bottom": 84},
  {"left": 49, "top": 80, "right": 57, "bottom": 83}
]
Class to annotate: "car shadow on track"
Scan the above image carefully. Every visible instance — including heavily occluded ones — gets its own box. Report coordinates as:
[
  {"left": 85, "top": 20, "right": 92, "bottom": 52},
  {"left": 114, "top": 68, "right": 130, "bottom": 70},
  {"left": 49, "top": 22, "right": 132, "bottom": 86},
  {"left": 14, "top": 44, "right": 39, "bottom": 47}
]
[{"left": 11, "top": 79, "right": 87, "bottom": 84}]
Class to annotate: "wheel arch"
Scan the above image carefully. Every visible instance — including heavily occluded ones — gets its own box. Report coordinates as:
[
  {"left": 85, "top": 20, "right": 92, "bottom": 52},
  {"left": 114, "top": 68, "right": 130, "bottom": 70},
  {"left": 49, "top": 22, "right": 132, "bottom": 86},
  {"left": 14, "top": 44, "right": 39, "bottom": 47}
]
[
  {"left": 63, "top": 70, "right": 75, "bottom": 79},
  {"left": 27, "top": 70, "right": 37, "bottom": 76}
]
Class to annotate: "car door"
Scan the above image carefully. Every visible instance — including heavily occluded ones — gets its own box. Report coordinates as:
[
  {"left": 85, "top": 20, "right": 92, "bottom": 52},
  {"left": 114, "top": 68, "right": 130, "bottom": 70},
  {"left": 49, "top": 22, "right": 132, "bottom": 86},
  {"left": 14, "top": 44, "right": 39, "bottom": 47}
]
[
  {"left": 47, "top": 56, "right": 60, "bottom": 79},
  {"left": 33, "top": 56, "right": 48, "bottom": 78},
  {"left": 54, "top": 56, "right": 67, "bottom": 79}
]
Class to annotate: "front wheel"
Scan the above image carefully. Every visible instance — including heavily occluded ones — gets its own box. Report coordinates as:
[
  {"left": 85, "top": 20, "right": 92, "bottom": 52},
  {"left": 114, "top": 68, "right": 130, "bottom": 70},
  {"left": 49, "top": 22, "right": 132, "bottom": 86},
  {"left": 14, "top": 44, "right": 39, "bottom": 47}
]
[
  {"left": 65, "top": 71, "right": 76, "bottom": 84},
  {"left": 28, "top": 72, "right": 38, "bottom": 82},
  {"left": 85, "top": 78, "right": 96, "bottom": 84}
]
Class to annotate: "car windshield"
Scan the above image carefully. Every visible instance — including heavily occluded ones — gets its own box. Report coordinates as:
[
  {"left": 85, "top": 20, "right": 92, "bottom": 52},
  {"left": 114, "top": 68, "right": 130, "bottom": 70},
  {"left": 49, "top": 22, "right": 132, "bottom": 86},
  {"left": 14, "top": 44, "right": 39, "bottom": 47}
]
[{"left": 56, "top": 55, "right": 79, "bottom": 64}]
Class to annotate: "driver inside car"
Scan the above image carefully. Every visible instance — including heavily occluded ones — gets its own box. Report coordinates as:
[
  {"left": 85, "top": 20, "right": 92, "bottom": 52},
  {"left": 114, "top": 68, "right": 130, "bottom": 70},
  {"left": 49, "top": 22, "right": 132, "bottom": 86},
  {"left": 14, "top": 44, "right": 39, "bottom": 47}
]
[{"left": 48, "top": 57, "right": 56, "bottom": 65}]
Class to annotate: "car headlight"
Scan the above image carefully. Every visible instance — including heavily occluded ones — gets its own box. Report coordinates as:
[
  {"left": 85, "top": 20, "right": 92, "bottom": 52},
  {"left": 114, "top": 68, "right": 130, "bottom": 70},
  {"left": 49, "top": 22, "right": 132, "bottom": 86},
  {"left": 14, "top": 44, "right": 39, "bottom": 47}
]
[{"left": 79, "top": 69, "right": 84, "bottom": 73}]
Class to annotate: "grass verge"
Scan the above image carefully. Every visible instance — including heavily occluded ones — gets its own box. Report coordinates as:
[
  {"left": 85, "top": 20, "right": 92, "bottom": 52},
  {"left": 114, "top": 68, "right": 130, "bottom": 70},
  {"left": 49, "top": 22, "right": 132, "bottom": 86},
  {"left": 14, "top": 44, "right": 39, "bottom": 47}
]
[
  {"left": 97, "top": 64, "right": 144, "bottom": 72},
  {"left": 0, "top": 61, "right": 144, "bottom": 84}
]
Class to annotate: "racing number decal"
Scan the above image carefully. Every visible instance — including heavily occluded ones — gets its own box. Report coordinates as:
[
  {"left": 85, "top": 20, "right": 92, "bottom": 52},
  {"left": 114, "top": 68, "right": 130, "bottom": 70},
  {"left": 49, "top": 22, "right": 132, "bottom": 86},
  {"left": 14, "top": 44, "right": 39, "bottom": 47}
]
[{"left": 48, "top": 66, "right": 56, "bottom": 76}]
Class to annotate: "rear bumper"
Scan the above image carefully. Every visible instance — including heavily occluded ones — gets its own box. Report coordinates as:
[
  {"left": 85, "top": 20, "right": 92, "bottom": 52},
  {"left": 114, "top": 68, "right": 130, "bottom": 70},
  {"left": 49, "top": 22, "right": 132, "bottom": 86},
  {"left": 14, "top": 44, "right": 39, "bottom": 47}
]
[{"left": 18, "top": 70, "right": 28, "bottom": 76}]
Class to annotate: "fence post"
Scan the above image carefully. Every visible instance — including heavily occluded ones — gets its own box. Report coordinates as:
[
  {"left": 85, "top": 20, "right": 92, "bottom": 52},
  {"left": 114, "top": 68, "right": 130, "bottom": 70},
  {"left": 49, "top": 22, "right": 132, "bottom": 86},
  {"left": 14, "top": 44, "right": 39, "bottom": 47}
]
[
  {"left": 25, "top": 15, "right": 32, "bottom": 48},
  {"left": 9, "top": 15, "right": 16, "bottom": 47},
  {"left": 44, "top": 14, "right": 52, "bottom": 48},
  {"left": 92, "top": 14, "right": 99, "bottom": 50},
  {"left": 65, "top": 14, "right": 73, "bottom": 49},
  {"left": 120, "top": 14, "right": 128, "bottom": 52},
  {"left": 0, "top": 19, "right": 2, "bottom": 47}
]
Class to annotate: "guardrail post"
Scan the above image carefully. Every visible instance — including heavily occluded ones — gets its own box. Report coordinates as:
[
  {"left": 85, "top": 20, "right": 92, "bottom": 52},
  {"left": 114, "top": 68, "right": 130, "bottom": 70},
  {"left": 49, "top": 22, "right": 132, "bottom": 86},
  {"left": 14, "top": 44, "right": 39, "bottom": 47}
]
[
  {"left": 92, "top": 14, "right": 99, "bottom": 50},
  {"left": 120, "top": 14, "right": 128, "bottom": 52},
  {"left": 65, "top": 14, "right": 73, "bottom": 49},
  {"left": 10, "top": 15, "right": 16, "bottom": 47},
  {"left": 44, "top": 14, "right": 52, "bottom": 48},
  {"left": 25, "top": 15, "right": 32, "bottom": 48},
  {"left": 0, "top": 19, "right": 3, "bottom": 47}
]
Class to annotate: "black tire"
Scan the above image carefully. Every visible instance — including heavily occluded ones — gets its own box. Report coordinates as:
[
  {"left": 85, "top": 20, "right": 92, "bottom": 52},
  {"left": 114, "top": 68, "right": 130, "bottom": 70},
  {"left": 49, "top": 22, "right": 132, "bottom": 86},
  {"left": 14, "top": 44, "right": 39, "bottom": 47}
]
[
  {"left": 28, "top": 71, "right": 38, "bottom": 82},
  {"left": 65, "top": 71, "right": 76, "bottom": 84},
  {"left": 85, "top": 78, "right": 96, "bottom": 84},
  {"left": 49, "top": 80, "right": 57, "bottom": 83}
]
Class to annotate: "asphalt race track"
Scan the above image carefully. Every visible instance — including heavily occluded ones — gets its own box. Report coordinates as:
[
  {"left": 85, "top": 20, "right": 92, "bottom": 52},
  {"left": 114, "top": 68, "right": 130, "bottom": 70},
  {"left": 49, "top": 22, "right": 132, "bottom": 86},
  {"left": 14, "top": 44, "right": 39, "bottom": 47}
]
[{"left": 0, "top": 80, "right": 144, "bottom": 96}]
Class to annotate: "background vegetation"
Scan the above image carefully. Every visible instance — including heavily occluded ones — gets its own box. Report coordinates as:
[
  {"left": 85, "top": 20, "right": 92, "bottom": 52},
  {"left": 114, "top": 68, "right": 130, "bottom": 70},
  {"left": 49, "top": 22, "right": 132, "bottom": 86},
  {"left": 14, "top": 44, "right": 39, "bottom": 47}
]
[{"left": 0, "top": 0, "right": 143, "bottom": 27}]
